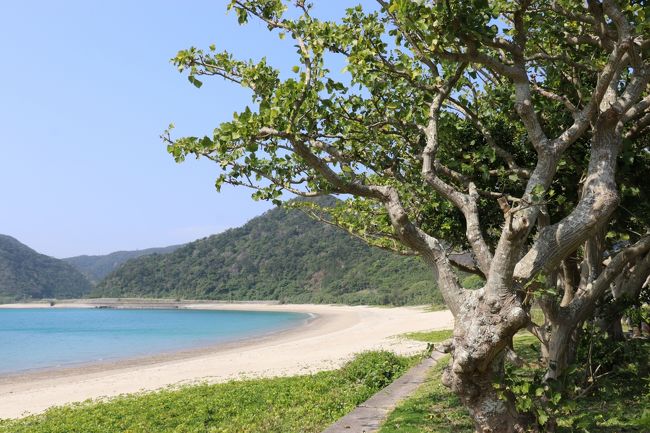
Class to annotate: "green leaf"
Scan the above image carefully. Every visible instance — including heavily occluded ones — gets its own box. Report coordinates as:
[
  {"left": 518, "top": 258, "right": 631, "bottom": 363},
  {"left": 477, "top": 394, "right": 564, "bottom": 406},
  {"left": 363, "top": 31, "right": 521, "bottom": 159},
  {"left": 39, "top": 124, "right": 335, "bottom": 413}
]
[
  {"left": 537, "top": 410, "right": 549, "bottom": 425},
  {"left": 188, "top": 75, "right": 203, "bottom": 88},
  {"left": 551, "top": 392, "right": 562, "bottom": 405}
]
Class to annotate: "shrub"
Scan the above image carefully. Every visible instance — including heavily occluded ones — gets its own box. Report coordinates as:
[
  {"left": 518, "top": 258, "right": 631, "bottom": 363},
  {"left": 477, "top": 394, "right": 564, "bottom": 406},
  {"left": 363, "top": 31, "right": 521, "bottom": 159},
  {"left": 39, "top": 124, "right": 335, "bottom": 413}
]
[{"left": 342, "top": 351, "right": 409, "bottom": 390}]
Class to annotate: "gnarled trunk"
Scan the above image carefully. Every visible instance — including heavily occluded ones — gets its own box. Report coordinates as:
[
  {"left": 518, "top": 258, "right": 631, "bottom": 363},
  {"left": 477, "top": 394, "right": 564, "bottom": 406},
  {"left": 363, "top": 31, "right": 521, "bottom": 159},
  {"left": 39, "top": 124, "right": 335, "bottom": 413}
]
[
  {"left": 442, "top": 291, "right": 532, "bottom": 433},
  {"left": 442, "top": 353, "right": 529, "bottom": 433}
]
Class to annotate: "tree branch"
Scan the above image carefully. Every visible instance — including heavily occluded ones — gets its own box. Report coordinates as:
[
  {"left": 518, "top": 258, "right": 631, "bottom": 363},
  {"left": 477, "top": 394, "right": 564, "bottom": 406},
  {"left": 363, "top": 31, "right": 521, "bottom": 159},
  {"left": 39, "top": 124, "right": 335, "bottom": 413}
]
[{"left": 571, "top": 235, "right": 650, "bottom": 323}]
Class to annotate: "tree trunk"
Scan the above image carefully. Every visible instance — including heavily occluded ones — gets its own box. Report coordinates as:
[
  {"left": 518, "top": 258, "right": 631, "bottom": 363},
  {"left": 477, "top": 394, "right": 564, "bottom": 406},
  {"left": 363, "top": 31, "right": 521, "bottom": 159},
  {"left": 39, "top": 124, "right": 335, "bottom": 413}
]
[
  {"left": 598, "top": 310, "right": 625, "bottom": 341},
  {"left": 606, "top": 316, "right": 625, "bottom": 340},
  {"left": 441, "top": 291, "right": 533, "bottom": 432},
  {"left": 442, "top": 352, "right": 532, "bottom": 433},
  {"left": 544, "top": 321, "right": 579, "bottom": 381},
  {"left": 599, "top": 254, "right": 650, "bottom": 341}
]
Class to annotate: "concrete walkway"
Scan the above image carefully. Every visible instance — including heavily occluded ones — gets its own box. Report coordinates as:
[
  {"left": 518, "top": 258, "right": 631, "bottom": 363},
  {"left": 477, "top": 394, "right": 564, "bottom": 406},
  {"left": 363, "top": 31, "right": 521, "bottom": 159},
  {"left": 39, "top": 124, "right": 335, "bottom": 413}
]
[{"left": 322, "top": 352, "right": 444, "bottom": 433}]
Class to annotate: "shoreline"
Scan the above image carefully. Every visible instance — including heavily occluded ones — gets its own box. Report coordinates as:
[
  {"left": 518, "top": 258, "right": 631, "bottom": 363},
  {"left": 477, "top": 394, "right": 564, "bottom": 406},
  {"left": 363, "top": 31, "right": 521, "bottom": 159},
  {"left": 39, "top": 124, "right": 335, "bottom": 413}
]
[
  {"left": 0, "top": 299, "right": 317, "bottom": 382},
  {"left": 0, "top": 309, "right": 318, "bottom": 384},
  {"left": 0, "top": 301, "right": 454, "bottom": 419}
]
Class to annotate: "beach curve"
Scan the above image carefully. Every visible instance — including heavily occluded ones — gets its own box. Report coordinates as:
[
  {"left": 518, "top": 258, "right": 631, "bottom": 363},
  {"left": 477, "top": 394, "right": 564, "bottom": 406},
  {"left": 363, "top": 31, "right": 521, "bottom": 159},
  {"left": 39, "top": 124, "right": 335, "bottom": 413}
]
[{"left": 0, "top": 302, "right": 453, "bottom": 419}]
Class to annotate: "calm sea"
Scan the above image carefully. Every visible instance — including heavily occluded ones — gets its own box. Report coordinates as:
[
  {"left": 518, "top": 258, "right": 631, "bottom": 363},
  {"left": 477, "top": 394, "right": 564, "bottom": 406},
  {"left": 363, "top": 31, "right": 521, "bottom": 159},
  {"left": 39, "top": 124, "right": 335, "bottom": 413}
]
[{"left": 0, "top": 308, "right": 308, "bottom": 374}]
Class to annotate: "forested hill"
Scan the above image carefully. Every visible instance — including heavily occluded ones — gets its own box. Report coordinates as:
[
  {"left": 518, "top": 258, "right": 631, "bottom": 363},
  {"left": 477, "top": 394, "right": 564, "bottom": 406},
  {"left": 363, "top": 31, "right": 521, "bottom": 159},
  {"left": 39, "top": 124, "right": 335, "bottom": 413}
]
[
  {"left": 64, "top": 244, "right": 184, "bottom": 283},
  {"left": 0, "top": 235, "right": 93, "bottom": 301},
  {"left": 94, "top": 204, "right": 441, "bottom": 305}
]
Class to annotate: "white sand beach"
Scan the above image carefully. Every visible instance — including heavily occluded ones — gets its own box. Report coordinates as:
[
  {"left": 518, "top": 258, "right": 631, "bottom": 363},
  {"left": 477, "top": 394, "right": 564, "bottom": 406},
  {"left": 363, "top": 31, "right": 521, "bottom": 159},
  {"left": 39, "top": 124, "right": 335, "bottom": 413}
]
[{"left": 0, "top": 302, "right": 453, "bottom": 419}]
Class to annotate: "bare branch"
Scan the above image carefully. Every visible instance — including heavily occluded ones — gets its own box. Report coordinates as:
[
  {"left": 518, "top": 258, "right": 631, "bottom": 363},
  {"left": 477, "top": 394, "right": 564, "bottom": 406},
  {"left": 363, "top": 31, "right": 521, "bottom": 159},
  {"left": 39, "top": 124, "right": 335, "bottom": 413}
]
[
  {"left": 571, "top": 235, "right": 650, "bottom": 323},
  {"left": 514, "top": 109, "right": 622, "bottom": 281},
  {"left": 623, "top": 93, "right": 650, "bottom": 123},
  {"left": 419, "top": 65, "right": 493, "bottom": 277},
  {"left": 626, "top": 112, "right": 650, "bottom": 139}
]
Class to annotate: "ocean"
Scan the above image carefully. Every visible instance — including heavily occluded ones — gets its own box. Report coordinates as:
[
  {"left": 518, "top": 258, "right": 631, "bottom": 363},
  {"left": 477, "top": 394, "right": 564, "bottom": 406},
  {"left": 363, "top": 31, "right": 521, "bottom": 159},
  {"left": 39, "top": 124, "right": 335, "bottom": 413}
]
[{"left": 0, "top": 308, "right": 308, "bottom": 374}]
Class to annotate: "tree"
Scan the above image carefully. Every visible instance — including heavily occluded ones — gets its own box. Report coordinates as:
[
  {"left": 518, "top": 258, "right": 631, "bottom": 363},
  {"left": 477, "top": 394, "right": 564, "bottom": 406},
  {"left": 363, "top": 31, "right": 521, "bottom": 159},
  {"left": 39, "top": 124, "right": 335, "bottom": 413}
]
[{"left": 166, "top": 1, "right": 650, "bottom": 431}]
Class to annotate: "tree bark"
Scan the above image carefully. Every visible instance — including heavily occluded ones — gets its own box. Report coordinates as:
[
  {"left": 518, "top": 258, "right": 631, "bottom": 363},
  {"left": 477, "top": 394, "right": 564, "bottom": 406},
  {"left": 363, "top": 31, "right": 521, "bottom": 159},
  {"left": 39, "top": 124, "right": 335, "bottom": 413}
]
[
  {"left": 543, "top": 321, "right": 580, "bottom": 381},
  {"left": 442, "top": 353, "right": 531, "bottom": 433},
  {"left": 603, "top": 316, "right": 625, "bottom": 341},
  {"left": 541, "top": 241, "right": 650, "bottom": 379},
  {"left": 441, "top": 291, "right": 532, "bottom": 432},
  {"left": 600, "top": 252, "right": 650, "bottom": 341}
]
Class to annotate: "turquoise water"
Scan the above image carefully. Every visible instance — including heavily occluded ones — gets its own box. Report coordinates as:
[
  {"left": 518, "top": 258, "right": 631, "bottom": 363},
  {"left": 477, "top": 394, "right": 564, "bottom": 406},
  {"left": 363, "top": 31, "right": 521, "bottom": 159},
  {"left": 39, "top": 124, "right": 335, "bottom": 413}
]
[{"left": 0, "top": 308, "right": 308, "bottom": 374}]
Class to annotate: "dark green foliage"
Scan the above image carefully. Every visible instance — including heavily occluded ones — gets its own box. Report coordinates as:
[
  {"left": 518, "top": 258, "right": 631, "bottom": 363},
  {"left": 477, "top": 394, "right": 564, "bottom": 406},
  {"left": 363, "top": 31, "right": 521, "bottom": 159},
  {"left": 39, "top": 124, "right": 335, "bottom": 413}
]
[
  {"left": 381, "top": 335, "right": 650, "bottom": 433},
  {"left": 566, "top": 339, "right": 650, "bottom": 432},
  {"left": 0, "top": 351, "right": 413, "bottom": 433},
  {"left": 0, "top": 235, "right": 92, "bottom": 301},
  {"left": 501, "top": 333, "right": 650, "bottom": 432},
  {"left": 64, "top": 245, "right": 184, "bottom": 284},
  {"left": 94, "top": 200, "right": 442, "bottom": 306}
]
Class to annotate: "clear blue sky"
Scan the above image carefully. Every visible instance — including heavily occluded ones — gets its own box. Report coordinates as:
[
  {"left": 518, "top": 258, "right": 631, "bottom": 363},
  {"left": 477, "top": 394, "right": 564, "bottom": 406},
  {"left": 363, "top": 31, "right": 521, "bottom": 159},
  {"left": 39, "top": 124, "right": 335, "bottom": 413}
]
[{"left": 0, "top": 1, "right": 369, "bottom": 258}]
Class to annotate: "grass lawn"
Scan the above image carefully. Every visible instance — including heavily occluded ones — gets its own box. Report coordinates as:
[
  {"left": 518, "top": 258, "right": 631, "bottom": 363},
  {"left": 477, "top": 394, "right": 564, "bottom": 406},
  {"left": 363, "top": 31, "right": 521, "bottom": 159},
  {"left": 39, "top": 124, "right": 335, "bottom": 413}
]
[
  {"left": 0, "top": 351, "right": 413, "bottom": 433},
  {"left": 380, "top": 333, "right": 650, "bottom": 433},
  {"left": 402, "top": 329, "right": 453, "bottom": 344},
  {"left": 379, "top": 354, "right": 473, "bottom": 433}
]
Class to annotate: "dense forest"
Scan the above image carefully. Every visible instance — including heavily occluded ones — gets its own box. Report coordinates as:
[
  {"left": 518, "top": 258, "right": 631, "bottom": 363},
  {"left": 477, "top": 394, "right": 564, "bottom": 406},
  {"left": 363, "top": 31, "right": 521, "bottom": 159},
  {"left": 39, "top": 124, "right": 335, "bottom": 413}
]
[
  {"left": 1, "top": 200, "right": 445, "bottom": 306},
  {"left": 64, "top": 244, "right": 184, "bottom": 283},
  {"left": 95, "top": 201, "right": 442, "bottom": 305},
  {"left": 0, "top": 235, "right": 92, "bottom": 301}
]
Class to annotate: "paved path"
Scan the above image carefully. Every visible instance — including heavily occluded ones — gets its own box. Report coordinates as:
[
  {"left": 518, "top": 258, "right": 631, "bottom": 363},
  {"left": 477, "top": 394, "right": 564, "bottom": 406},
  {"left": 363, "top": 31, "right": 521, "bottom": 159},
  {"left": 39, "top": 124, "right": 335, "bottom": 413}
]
[{"left": 322, "top": 352, "right": 444, "bottom": 433}]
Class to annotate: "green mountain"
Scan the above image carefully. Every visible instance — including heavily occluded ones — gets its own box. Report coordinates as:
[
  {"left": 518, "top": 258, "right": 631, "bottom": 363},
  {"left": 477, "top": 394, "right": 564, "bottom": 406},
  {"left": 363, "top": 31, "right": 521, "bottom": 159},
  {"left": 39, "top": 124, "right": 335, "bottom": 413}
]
[
  {"left": 94, "top": 202, "right": 442, "bottom": 305},
  {"left": 64, "top": 245, "right": 184, "bottom": 284},
  {"left": 0, "top": 235, "right": 93, "bottom": 302}
]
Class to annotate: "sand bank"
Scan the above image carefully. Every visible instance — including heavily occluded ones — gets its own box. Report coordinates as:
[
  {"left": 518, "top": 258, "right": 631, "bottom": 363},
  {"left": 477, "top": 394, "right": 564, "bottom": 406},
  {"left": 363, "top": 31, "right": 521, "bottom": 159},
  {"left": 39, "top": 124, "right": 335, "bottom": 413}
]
[{"left": 0, "top": 302, "right": 453, "bottom": 419}]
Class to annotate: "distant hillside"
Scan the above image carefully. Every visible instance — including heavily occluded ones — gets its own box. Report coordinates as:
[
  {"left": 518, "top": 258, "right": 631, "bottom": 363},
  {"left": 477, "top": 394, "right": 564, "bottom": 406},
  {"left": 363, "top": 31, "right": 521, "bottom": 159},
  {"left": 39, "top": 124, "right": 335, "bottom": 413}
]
[
  {"left": 0, "top": 235, "right": 93, "bottom": 301},
  {"left": 64, "top": 245, "right": 184, "bottom": 283},
  {"left": 94, "top": 201, "right": 442, "bottom": 305}
]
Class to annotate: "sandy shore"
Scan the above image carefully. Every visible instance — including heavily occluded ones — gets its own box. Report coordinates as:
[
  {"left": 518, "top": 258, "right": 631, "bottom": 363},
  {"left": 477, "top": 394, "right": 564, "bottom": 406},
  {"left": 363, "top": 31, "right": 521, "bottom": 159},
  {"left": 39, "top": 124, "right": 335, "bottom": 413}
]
[{"left": 0, "top": 301, "right": 453, "bottom": 419}]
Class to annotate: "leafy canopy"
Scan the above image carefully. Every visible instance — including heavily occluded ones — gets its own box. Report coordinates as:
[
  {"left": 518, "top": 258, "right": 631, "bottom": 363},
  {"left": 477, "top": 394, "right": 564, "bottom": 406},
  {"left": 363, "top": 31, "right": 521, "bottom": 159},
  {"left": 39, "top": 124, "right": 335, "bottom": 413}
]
[{"left": 166, "top": 0, "right": 648, "bottom": 266}]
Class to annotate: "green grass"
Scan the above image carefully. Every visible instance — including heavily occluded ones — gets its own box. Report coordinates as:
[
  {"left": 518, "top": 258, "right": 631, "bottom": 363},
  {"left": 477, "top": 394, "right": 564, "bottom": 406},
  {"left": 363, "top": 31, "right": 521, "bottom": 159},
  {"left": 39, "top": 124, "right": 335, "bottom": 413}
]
[
  {"left": 402, "top": 329, "right": 453, "bottom": 343},
  {"left": 379, "top": 355, "right": 474, "bottom": 433},
  {"left": 529, "top": 307, "right": 545, "bottom": 326},
  {"left": 0, "top": 351, "right": 413, "bottom": 433},
  {"left": 381, "top": 333, "right": 650, "bottom": 433}
]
